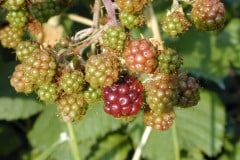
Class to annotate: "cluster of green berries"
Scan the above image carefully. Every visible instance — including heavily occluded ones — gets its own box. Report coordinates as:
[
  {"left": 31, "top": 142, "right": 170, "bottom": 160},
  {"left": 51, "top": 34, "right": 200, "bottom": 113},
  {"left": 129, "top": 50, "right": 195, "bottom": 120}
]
[
  {"left": 2, "top": 0, "right": 227, "bottom": 131},
  {"left": 0, "top": 0, "right": 70, "bottom": 49},
  {"left": 161, "top": 0, "right": 226, "bottom": 37}
]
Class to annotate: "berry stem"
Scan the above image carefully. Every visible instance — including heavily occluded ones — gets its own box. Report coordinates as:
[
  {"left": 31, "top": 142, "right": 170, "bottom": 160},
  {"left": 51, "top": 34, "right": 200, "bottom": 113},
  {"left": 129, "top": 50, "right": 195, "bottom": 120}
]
[
  {"left": 146, "top": 4, "right": 163, "bottom": 50},
  {"left": 67, "top": 122, "right": 82, "bottom": 160},
  {"left": 66, "top": 14, "right": 93, "bottom": 26},
  {"left": 171, "top": 0, "right": 180, "bottom": 11},
  {"left": 101, "top": 0, "right": 118, "bottom": 26},
  {"left": 172, "top": 122, "right": 180, "bottom": 160},
  {"left": 132, "top": 126, "right": 152, "bottom": 160},
  {"left": 92, "top": 0, "right": 101, "bottom": 28}
]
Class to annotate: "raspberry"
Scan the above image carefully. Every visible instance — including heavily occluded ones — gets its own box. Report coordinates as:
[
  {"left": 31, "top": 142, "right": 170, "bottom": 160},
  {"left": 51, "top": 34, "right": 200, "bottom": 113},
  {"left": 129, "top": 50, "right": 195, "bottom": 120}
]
[
  {"left": 119, "top": 11, "right": 144, "bottom": 29},
  {"left": 190, "top": 0, "right": 225, "bottom": 31},
  {"left": 16, "top": 41, "right": 38, "bottom": 62},
  {"left": 23, "top": 49, "right": 56, "bottom": 86},
  {"left": 85, "top": 53, "right": 119, "bottom": 89},
  {"left": 57, "top": 93, "right": 87, "bottom": 122},
  {"left": 102, "top": 76, "right": 144, "bottom": 118},
  {"left": 0, "top": 25, "right": 24, "bottom": 48},
  {"left": 3, "top": 0, "right": 25, "bottom": 10},
  {"left": 144, "top": 108, "right": 175, "bottom": 131},
  {"left": 162, "top": 10, "right": 191, "bottom": 37},
  {"left": 102, "top": 26, "right": 127, "bottom": 51},
  {"left": 83, "top": 86, "right": 102, "bottom": 104},
  {"left": 144, "top": 73, "right": 179, "bottom": 113},
  {"left": 115, "top": 0, "right": 149, "bottom": 13},
  {"left": 37, "top": 83, "right": 58, "bottom": 103},
  {"left": 58, "top": 70, "right": 84, "bottom": 95},
  {"left": 6, "top": 9, "right": 28, "bottom": 28},
  {"left": 123, "top": 39, "right": 157, "bottom": 73},
  {"left": 157, "top": 47, "right": 182, "bottom": 74},
  {"left": 177, "top": 73, "right": 200, "bottom": 108},
  {"left": 10, "top": 64, "right": 34, "bottom": 94},
  {"left": 28, "top": 0, "right": 68, "bottom": 23}
]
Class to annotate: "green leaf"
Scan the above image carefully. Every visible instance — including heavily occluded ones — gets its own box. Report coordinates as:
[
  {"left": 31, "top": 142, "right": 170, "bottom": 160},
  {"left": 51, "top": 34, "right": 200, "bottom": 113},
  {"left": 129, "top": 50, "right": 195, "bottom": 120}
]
[
  {"left": 88, "top": 133, "right": 132, "bottom": 160},
  {"left": 28, "top": 105, "right": 66, "bottom": 149},
  {"left": 28, "top": 102, "right": 123, "bottom": 159},
  {"left": 74, "top": 102, "right": 123, "bottom": 141},
  {"left": 0, "top": 123, "right": 22, "bottom": 155},
  {"left": 176, "top": 90, "right": 226, "bottom": 156},
  {"left": 128, "top": 90, "right": 226, "bottom": 159},
  {"left": 166, "top": 19, "right": 240, "bottom": 83},
  {"left": 0, "top": 97, "right": 43, "bottom": 121}
]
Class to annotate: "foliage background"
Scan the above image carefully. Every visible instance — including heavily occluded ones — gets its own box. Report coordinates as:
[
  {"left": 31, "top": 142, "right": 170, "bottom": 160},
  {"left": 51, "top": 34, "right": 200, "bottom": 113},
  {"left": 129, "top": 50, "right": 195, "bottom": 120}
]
[{"left": 0, "top": 0, "right": 240, "bottom": 159}]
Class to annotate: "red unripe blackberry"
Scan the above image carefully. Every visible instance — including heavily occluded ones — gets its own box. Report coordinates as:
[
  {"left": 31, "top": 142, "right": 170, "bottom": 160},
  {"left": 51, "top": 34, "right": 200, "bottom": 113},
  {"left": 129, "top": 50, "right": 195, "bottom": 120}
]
[
  {"left": 144, "top": 73, "right": 179, "bottom": 113},
  {"left": 162, "top": 10, "right": 191, "bottom": 37},
  {"left": 10, "top": 64, "right": 34, "bottom": 94},
  {"left": 115, "top": 0, "right": 149, "bottom": 13},
  {"left": 59, "top": 70, "right": 84, "bottom": 95},
  {"left": 119, "top": 11, "right": 144, "bottom": 29},
  {"left": 85, "top": 53, "right": 119, "bottom": 89},
  {"left": 102, "top": 76, "right": 144, "bottom": 118},
  {"left": 102, "top": 26, "right": 127, "bottom": 51},
  {"left": 6, "top": 9, "right": 28, "bottom": 28},
  {"left": 57, "top": 93, "right": 87, "bottom": 122},
  {"left": 144, "top": 108, "right": 175, "bottom": 131},
  {"left": 37, "top": 83, "right": 58, "bottom": 103},
  {"left": 0, "top": 26, "right": 24, "bottom": 49},
  {"left": 123, "top": 39, "right": 157, "bottom": 73},
  {"left": 177, "top": 73, "right": 200, "bottom": 108},
  {"left": 16, "top": 41, "right": 38, "bottom": 62},
  {"left": 83, "top": 86, "right": 102, "bottom": 104},
  {"left": 190, "top": 0, "right": 225, "bottom": 31},
  {"left": 157, "top": 47, "right": 182, "bottom": 74},
  {"left": 23, "top": 49, "right": 56, "bottom": 86}
]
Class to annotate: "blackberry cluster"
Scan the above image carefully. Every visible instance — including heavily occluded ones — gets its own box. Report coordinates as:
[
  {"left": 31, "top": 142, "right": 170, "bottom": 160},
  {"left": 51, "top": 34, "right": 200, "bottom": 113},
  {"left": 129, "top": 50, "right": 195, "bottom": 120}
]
[
  {"left": 0, "top": 0, "right": 70, "bottom": 49},
  {"left": 3, "top": 0, "right": 227, "bottom": 129}
]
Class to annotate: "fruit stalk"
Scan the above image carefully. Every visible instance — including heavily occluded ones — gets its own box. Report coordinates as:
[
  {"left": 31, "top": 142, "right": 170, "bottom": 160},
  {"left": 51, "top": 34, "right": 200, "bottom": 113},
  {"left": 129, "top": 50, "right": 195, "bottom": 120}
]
[
  {"left": 132, "top": 126, "right": 152, "bottom": 160},
  {"left": 67, "top": 122, "right": 82, "bottom": 160},
  {"left": 172, "top": 122, "right": 180, "bottom": 160}
]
